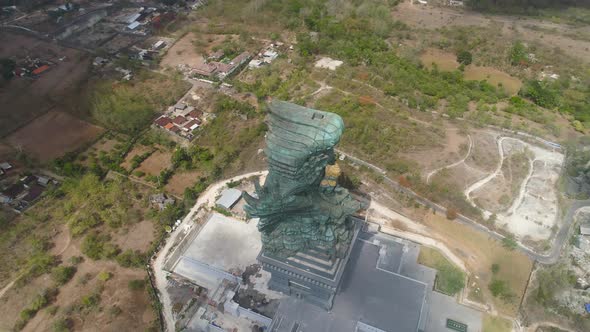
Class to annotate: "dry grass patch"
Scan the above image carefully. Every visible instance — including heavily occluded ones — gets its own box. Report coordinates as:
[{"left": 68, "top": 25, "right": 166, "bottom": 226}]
[
  {"left": 135, "top": 149, "right": 172, "bottom": 176},
  {"left": 464, "top": 66, "right": 522, "bottom": 96},
  {"left": 420, "top": 48, "right": 460, "bottom": 72},
  {"left": 422, "top": 213, "right": 533, "bottom": 316},
  {"left": 163, "top": 170, "right": 202, "bottom": 197},
  {"left": 482, "top": 314, "right": 512, "bottom": 332}
]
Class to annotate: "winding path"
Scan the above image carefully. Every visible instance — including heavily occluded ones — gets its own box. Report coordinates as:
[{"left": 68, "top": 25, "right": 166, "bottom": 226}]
[
  {"left": 425, "top": 134, "right": 473, "bottom": 184},
  {"left": 337, "top": 148, "right": 590, "bottom": 264}
]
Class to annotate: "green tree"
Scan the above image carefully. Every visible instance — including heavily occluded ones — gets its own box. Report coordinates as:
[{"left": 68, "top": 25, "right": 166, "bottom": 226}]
[
  {"left": 51, "top": 266, "right": 77, "bottom": 285},
  {"left": 457, "top": 50, "right": 473, "bottom": 65}
]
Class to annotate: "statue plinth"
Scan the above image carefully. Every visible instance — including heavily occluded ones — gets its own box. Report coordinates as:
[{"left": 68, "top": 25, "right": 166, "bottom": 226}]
[{"left": 258, "top": 218, "right": 361, "bottom": 310}]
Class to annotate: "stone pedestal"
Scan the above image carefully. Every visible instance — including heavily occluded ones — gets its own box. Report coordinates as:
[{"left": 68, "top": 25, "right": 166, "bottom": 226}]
[{"left": 257, "top": 218, "right": 361, "bottom": 310}]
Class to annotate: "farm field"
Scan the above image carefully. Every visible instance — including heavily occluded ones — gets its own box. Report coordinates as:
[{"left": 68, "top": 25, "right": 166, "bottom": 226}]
[
  {"left": 5, "top": 110, "right": 104, "bottom": 162},
  {"left": 0, "top": 33, "right": 92, "bottom": 137}
]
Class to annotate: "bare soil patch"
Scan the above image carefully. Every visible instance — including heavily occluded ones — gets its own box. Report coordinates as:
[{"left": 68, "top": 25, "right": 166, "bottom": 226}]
[
  {"left": 136, "top": 149, "right": 172, "bottom": 176},
  {"left": 163, "top": 170, "right": 202, "bottom": 197},
  {"left": 5, "top": 110, "right": 103, "bottom": 162},
  {"left": 113, "top": 220, "right": 156, "bottom": 252},
  {"left": 420, "top": 48, "right": 459, "bottom": 71},
  {"left": 431, "top": 163, "right": 486, "bottom": 191},
  {"left": 403, "top": 126, "right": 468, "bottom": 173},
  {"left": 392, "top": 2, "right": 590, "bottom": 63},
  {"left": 160, "top": 32, "right": 231, "bottom": 69},
  {"left": 465, "top": 131, "right": 500, "bottom": 173},
  {"left": 464, "top": 66, "right": 522, "bottom": 95}
]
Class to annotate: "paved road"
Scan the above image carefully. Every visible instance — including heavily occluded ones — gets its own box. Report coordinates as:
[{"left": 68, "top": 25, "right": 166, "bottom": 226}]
[{"left": 337, "top": 149, "right": 590, "bottom": 264}]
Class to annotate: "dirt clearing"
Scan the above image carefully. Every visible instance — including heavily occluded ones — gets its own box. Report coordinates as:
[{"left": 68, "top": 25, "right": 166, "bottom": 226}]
[
  {"left": 135, "top": 149, "right": 172, "bottom": 176},
  {"left": 420, "top": 48, "right": 459, "bottom": 71},
  {"left": 5, "top": 110, "right": 103, "bottom": 162},
  {"left": 392, "top": 1, "right": 590, "bottom": 63},
  {"left": 464, "top": 66, "right": 522, "bottom": 95},
  {"left": 160, "top": 32, "right": 232, "bottom": 69},
  {"left": 164, "top": 170, "right": 202, "bottom": 197}
]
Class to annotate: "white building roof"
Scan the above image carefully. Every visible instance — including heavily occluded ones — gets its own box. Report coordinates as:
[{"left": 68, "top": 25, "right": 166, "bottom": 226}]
[
  {"left": 216, "top": 188, "right": 242, "bottom": 210},
  {"left": 126, "top": 13, "right": 141, "bottom": 24},
  {"left": 127, "top": 21, "right": 141, "bottom": 30},
  {"left": 581, "top": 223, "right": 590, "bottom": 236}
]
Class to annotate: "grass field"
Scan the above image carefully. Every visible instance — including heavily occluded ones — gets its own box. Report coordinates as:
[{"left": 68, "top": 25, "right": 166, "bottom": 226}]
[{"left": 418, "top": 246, "right": 465, "bottom": 296}]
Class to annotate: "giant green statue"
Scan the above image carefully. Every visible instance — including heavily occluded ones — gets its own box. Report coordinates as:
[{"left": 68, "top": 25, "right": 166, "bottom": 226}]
[{"left": 243, "top": 100, "right": 361, "bottom": 259}]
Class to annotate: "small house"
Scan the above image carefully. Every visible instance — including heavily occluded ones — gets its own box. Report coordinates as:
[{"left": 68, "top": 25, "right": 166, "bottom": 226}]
[
  {"left": 208, "top": 50, "right": 224, "bottom": 61},
  {"left": 173, "top": 116, "right": 187, "bottom": 125},
  {"left": 153, "top": 40, "right": 166, "bottom": 50},
  {"left": 188, "top": 109, "right": 203, "bottom": 119},
  {"left": 155, "top": 116, "right": 172, "bottom": 127},
  {"left": 1, "top": 183, "right": 25, "bottom": 203},
  {"left": 21, "top": 184, "right": 44, "bottom": 204},
  {"left": 184, "top": 120, "right": 200, "bottom": 131},
  {"left": 580, "top": 223, "right": 590, "bottom": 236},
  {"left": 150, "top": 193, "right": 175, "bottom": 210},
  {"left": 0, "top": 162, "right": 12, "bottom": 170},
  {"left": 216, "top": 188, "right": 242, "bottom": 210},
  {"left": 37, "top": 176, "right": 51, "bottom": 187}
]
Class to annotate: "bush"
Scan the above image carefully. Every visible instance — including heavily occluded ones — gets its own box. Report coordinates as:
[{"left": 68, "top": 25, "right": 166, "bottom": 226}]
[
  {"left": 491, "top": 263, "right": 500, "bottom": 274},
  {"left": 489, "top": 279, "right": 515, "bottom": 301},
  {"left": 502, "top": 236, "right": 518, "bottom": 250},
  {"left": 97, "top": 271, "right": 112, "bottom": 282},
  {"left": 81, "top": 233, "right": 109, "bottom": 260},
  {"left": 509, "top": 41, "right": 528, "bottom": 66},
  {"left": 116, "top": 250, "right": 145, "bottom": 268},
  {"left": 51, "top": 266, "right": 77, "bottom": 285},
  {"left": 128, "top": 279, "right": 146, "bottom": 291},
  {"left": 52, "top": 318, "right": 72, "bottom": 332},
  {"left": 446, "top": 208, "right": 459, "bottom": 220},
  {"left": 81, "top": 293, "right": 100, "bottom": 308},
  {"left": 436, "top": 263, "right": 465, "bottom": 295}
]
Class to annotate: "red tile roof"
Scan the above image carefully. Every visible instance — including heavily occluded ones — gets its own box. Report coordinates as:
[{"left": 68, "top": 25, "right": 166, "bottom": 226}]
[
  {"left": 32, "top": 65, "right": 50, "bottom": 75},
  {"left": 188, "top": 110, "right": 203, "bottom": 119},
  {"left": 172, "top": 116, "right": 187, "bottom": 125},
  {"left": 184, "top": 119, "right": 200, "bottom": 129},
  {"left": 154, "top": 116, "right": 171, "bottom": 127},
  {"left": 164, "top": 122, "right": 175, "bottom": 130},
  {"left": 169, "top": 125, "right": 180, "bottom": 133}
]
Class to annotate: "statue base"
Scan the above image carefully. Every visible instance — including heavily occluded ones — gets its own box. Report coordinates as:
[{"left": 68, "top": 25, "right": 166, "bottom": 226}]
[{"left": 257, "top": 218, "right": 361, "bottom": 310}]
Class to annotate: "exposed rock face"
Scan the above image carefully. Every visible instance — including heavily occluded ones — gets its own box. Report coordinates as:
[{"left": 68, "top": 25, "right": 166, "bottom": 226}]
[{"left": 243, "top": 100, "right": 361, "bottom": 258}]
